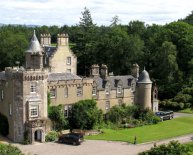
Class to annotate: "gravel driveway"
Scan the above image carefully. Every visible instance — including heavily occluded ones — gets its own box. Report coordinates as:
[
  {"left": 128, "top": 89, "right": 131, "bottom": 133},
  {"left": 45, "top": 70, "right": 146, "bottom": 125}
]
[{"left": 14, "top": 134, "right": 193, "bottom": 155}]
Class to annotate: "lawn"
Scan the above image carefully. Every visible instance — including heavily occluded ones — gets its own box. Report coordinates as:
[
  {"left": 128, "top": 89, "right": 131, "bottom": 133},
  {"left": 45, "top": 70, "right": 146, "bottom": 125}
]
[
  {"left": 86, "top": 117, "right": 193, "bottom": 144},
  {"left": 178, "top": 108, "right": 193, "bottom": 114}
]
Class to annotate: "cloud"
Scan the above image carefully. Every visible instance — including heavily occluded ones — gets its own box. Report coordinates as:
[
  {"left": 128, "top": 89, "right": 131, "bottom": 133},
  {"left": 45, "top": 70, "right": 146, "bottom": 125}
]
[{"left": 0, "top": 0, "right": 193, "bottom": 26}]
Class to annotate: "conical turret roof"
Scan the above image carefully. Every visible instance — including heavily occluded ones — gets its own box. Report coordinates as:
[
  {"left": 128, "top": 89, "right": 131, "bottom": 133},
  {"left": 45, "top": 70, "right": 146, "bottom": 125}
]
[
  {"left": 137, "top": 68, "right": 152, "bottom": 84},
  {"left": 26, "top": 30, "right": 42, "bottom": 53}
]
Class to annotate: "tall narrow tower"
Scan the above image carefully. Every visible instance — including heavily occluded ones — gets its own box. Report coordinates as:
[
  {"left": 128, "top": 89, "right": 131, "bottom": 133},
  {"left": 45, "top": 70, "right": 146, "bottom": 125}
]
[
  {"left": 25, "top": 30, "right": 44, "bottom": 69},
  {"left": 136, "top": 69, "right": 152, "bottom": 110}
]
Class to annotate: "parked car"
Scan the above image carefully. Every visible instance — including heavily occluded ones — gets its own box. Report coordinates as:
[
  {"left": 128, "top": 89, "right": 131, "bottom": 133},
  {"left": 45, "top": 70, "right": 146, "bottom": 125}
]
[
  {"left": 155, "top": 111, "right": 174, "bottom": 121},
  {"left": 58, "top": 133, "right": 84, "bottom": 145}
]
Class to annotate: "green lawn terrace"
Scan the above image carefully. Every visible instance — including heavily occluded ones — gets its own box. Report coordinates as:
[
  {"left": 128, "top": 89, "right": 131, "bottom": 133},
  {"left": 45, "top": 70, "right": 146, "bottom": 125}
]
[{"left": 86, "top": 117, "right": 193, "bottom": 144}]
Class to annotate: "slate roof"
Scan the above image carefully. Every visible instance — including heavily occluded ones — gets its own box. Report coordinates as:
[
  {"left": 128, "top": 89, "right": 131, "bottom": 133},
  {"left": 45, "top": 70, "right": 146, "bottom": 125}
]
[
  {"left": 48, "top": 73, "right": 82, "bottom": 81},
  {"left": 26, "top": 30, "right": 43, "bottom": 53},
  {"left": 43, "top": 46, "right": 57, "bottom": 57},
  {"left": 94, "top": 75, "right": 135, "bottom": 90},
  {"left": 137, "top": 69, "right": 152, "bottom": 84}
]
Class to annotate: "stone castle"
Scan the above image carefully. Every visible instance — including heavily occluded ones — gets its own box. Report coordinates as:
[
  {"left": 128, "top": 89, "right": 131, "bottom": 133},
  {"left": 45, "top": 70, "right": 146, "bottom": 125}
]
[{"left": 0, "top": 31, "right": 158, "bottom": 143}]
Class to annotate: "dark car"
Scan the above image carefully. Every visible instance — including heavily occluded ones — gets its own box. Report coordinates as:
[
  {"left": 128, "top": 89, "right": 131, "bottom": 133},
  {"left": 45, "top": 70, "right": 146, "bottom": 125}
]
[
  {"left": 155, "top": 111, "right": 174, "bottom": 121},
  {"left": 58, "top": 133, "right": 84, "bottom": 145}
]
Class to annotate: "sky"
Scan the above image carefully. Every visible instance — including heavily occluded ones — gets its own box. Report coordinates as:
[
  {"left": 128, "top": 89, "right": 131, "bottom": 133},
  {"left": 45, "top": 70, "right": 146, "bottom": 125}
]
[{"left": 0, "top": 0, "right": 193, "bottom": 26}]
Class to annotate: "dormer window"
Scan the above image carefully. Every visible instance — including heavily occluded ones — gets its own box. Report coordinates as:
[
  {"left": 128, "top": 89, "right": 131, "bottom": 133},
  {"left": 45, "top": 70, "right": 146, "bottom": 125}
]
[
  {"left": 105, "top": 84, "right": 110, "bottom": 95},
  {"left": 117, "top": 85, "right": 122, "bottom": 94}
]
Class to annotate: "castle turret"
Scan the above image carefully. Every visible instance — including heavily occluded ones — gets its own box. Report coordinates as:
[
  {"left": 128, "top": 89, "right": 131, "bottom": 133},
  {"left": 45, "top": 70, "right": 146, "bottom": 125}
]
[
  {"left": 90, "top": 64, "right": 99, "bottom": 77},
  {"left": 57, "top": 33, "right": 69, "bottom": 46},
  {"left": 136, "top": 69, "right": 152, "bottom": 110},
  {"left": 40, "top": 34, "right": 51, "bottom": 46},
  {"left": 25, "top": 30, "right": 44, "bottom": 70},
  {"left": 100, "top": 64, "right": 108, "bottom": 79}
]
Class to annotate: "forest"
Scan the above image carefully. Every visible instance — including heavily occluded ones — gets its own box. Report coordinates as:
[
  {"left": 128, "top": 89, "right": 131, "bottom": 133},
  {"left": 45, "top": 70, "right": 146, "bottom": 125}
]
[{"left": 1, "top": 8, "right": 193, "bottom": 110}]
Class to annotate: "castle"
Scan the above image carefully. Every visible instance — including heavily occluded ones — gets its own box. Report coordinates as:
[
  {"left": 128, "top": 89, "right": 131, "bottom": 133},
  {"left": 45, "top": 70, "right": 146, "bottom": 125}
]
[{"left": 0, "top": 31, "right": 158, "bottom": 144}]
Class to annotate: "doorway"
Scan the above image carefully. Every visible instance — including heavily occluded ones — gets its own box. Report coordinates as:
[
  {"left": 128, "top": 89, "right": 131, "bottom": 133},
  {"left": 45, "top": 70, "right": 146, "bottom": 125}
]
[{"left": 34, "top": 130, "right": 42, "bottom": 142}]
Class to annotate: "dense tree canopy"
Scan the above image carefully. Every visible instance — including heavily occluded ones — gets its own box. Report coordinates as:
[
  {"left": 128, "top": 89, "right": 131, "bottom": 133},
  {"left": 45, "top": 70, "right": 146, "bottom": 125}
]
[{"left": 1, "top": 9, "right": 193, "bottom": 109}]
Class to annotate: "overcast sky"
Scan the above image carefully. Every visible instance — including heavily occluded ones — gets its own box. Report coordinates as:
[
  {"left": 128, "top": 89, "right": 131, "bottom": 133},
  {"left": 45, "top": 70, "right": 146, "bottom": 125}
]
[{"left": 0, "top": 0, "right": 193, "bottom": 26}]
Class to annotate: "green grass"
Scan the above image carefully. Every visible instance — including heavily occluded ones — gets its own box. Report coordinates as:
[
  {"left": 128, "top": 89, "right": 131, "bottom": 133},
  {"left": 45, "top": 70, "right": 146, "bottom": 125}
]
[
  {"left": 178, "top": 108, "right": 193, "bottom": 114},
  {"left": 86, "top": 117, "right": 193, "bottom": 144}
]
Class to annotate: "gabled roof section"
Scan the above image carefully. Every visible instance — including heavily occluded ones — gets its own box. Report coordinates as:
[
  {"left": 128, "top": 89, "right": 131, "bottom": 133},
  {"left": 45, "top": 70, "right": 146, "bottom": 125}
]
[{"left": 26, "top": 30, "right": 43, "bottom": 54}]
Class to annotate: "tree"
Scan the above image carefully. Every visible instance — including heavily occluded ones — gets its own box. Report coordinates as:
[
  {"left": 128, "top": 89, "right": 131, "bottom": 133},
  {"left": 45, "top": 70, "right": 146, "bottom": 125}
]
[
  {"left": 48, "top": 105, "right": 68, "bottom": 131},
  {"left": 0, "top": 30, "right": 28, "bottom": 70},
  {"left": 79, "top": 7, "right": 94, "bottom": 31},
  {"left": 69, "top": 100, "right": 103, "bottom": 130},
  {"left": 110, "top": 15, "right": 121, "bottom": 26}
]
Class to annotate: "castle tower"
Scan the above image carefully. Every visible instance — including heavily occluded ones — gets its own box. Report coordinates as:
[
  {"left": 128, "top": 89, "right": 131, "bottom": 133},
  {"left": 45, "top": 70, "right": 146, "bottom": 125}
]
[
  {"left": 25, "top": 30, "right": 44, "bottom": 70},
  {"left": 100, "top": 64, "right": 108, "bottom": 79},
  {"left": 40, "top": 34, "right": 51, "bottom": 46},
  {"left": 136, "top": 69, "right": 152, "bottom": 110},
  {"left": 90, "top": 64, "right": 99, "bottom": 77},
  {"left": 131, "top": 63, "right": 139, "bottom": 79},
  {"left": 57, "top": 33, "right": 69, "bottom": 46}
]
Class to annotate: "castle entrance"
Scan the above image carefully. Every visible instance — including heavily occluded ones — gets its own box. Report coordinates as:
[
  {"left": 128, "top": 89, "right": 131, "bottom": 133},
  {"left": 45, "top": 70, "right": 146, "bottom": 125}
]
[{"left": 34, "top": 130, "right": 42, "bottom": 142}]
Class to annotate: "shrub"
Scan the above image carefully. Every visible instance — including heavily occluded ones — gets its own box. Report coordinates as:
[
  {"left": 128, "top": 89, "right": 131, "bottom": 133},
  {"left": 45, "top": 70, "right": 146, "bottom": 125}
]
[
  {"left": 48, "top": 105, "right": 69, "bottom": 131},
  {"left": 45, "top": 131, "right": 58, "bottom": 142},
  {"left": 0, "top": 143, "right": 23, "bottom": 155},
  {"left": 69, "top": 99, "right": 103, "bottom": 130},
  {"left": 22, "top": 130, "right": 30, "bottom": 145},
  {"left": 0, "top": 113, "right": 9, "bottom": 136},
  {"left": 138, "top": 141, "right": 190, "bottom": 155}
]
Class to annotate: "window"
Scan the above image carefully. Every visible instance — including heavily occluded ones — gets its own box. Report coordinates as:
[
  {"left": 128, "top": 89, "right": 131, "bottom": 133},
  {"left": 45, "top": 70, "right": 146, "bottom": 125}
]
[
  {"left": 117, "top": 85, "right": 122, "bottom": 94},
  {"left": 105, "top": 84, "right": 110, "bottom": 95},
  {"left": 64, "top": 105, "right": 68, "bottom": 117},
  {"left": 64, "top": 87, "right": 68, "bottom": 98},
  {"left": 92, "top": 87, "right": 97, "bottom": 96},
  {"left": 66, "top": 57, "right": 71, "bottom": 65},
  {"left": 30, "top": 105, "right": 39, "bottom": 118},
  {"left": 77, "top": 87, "right": 82, "bottom": 96},
  {"left": 131, "top": 82, "right": 136, "bottom": 92},
  {"left": 50, "top": 89, "right": 56, "bottom": 98},
  {"left": 67, "top": 69, "right": 71, "bottom": 73},
  {"left": 9, "top": 103, "right": 12, "bottom": 115},
  {"left": 118, "top": 99, "right": 123, "bottom": 106},
  {"left": 30, "top": 83, "right": 36, "bottom": 93},
  {"left": 105, "top": 101, "right": 110, "bottom": 111},
  {"left": 64, "top": 105, "right": 72, "bottom": 117}
]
